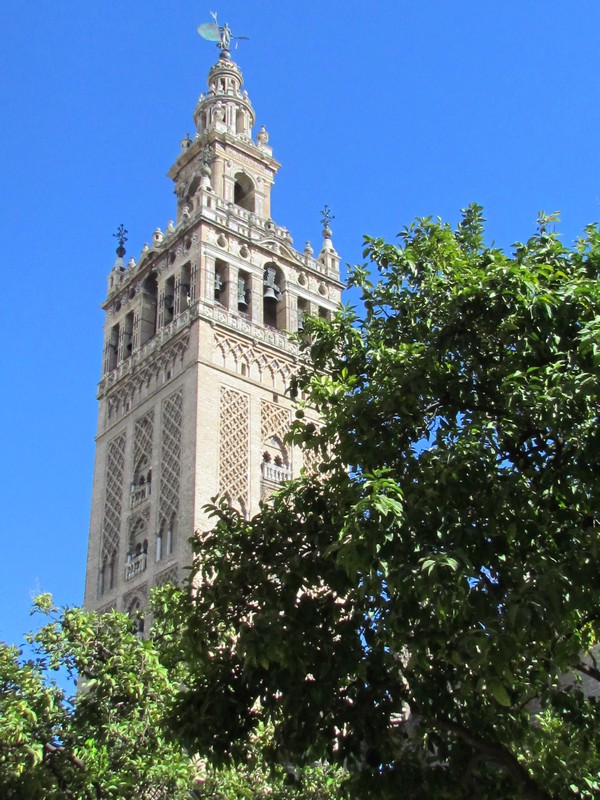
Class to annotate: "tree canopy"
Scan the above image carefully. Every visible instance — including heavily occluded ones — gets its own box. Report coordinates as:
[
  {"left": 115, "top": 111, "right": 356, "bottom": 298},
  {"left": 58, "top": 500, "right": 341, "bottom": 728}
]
[
  {"left": 0, "top": 595, "right": 344, "bottom": 799},
  {"left": 165, "top": 206, "right": 600, "bottom": 799}
]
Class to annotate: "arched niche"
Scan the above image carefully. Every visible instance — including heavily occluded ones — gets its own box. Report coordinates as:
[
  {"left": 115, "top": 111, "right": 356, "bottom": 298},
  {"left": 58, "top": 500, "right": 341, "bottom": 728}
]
[{"left": 234, "top": 172, "right": 255, "bottom": 212}]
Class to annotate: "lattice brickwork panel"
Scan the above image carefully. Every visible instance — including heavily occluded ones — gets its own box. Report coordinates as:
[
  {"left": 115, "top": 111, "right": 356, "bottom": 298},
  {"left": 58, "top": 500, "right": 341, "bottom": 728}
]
[
  {"left": 159, "top": 389, "right": 183, "bottom": 529},
  {"left": 155, "top": 564, "right": 179, "bottom": 588},
  {"left": 101, "top": 432, "right": 126, "bottom": 563},
  {"left": 219, "top": 387, "right": 249, "bottom": 513},
  {"left": 261, "top": 400, "right": 290, "bottom": 445},
  {"left": 133, "top": 410, "right": 154, "bottom": 471}
]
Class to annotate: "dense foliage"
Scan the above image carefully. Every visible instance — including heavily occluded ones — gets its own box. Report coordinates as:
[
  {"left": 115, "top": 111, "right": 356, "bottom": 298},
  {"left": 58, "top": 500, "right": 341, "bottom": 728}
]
[
  {"left": 166, "top": 207, "right": 600, "bottom": 799},
  {"left": 0, "top": 595, "right": 193, "bottom": 799},
  {"left": 0, "top": 595, "right": 344, "bottom": 799}
]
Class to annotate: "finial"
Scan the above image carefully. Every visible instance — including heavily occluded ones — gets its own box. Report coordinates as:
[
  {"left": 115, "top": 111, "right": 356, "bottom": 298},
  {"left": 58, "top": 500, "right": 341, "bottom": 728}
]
[
  {"left": 198, "top": 13, "right": 249, "bottom": 55},
  {"left": 257, "top": 125, "right": 269, "bottom": 147},
  {"left": 320, "top": 205, "right": 334, "bottom": 238},
  {"left": 113, "top": 224, "right": 128, "bottom": 258}
]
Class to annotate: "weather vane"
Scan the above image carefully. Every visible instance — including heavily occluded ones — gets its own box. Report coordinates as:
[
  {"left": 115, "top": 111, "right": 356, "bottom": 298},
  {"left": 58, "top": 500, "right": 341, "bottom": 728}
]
[
  {"left": 320, "top": 205, "right": 335, "bottom": 228},
  {"left": 113, "top": 224, "right": 128, "bottom": 257},
  {"left": 198, "top": 12, "right": 248, "bottom": 53}
]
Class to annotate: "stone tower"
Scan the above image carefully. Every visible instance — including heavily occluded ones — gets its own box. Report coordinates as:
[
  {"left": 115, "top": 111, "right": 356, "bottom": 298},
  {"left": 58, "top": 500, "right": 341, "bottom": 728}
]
[{"left": 83, "top": 43, "right": 343, "bottom": 622}]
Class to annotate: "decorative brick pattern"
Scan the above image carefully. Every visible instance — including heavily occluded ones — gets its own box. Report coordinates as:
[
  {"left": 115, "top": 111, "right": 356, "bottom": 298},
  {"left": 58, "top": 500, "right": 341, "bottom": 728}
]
[
  {"left": 219, "top": 387, "right": 249, "bottom": 514},
  {"left": 261, "top": 400, "right": 290, "bottom": 446},
  {"left": 214, "top": 331, "right": 295, "bottom": 388},
  {"left": 133, "top": 410, "right": 154, "bottom": 474},
  {"left": 101, "top": 432, "right": 126, "bottom": 564},
  {"left": 155, "top": 564, "right": 179, "bottom": 587},
  {"left": 159, "top": 389, "right": 183, "bottom": 529}
]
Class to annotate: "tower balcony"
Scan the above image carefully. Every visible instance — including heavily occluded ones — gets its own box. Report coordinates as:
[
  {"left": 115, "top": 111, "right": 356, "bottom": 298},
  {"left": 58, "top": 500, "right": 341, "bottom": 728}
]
[
  {"left": 261, "top": 461, "right": 291, "bottom": 484},
  {"left": 125, "top": 553, "right": 147, "bottom": 582},
  {"left": 130, "top": 483, "right": 151, "bottom": 508}
]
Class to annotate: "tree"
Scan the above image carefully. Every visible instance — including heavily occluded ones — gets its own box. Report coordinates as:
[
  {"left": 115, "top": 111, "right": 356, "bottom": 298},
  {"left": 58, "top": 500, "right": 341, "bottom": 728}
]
[
  {"left": 0, "top": 595, "right": 194, "bottom": 800},
  {"left": 0, "top": 595, "right": 345, "bottom": 800},
  {"left": 166, "top": 207, "right": 600, "bottom": 799}
]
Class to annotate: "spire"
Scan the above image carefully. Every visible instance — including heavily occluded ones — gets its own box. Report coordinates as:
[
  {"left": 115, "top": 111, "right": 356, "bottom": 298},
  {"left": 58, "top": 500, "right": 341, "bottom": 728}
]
[
  {"left": 107, "top": 224, "right": 127, "bottom": 295},
  {"left": 195, "top": 16, "right": 254, "bottom": 139},
  {"left": 318, "top": 206, "right": 341, "bottom": 275},
  {"left": 319, "top": 205, "right": 336, "bottom": 253}
]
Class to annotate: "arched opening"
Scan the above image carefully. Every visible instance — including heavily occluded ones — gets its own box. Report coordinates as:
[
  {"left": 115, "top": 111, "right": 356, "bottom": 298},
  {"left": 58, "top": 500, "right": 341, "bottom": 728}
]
[
  {"left": 237, "top": 270, "right": 251, "bottom": 316},
  {"left": 234, "top": 173, "right": 255, "bottom": 212},
  {"left": 261, "top": 435, "right": 291, "bottom": 485},
  {"left": 235, "top": 109, "right": 245, "bottom": 135},
  {"left": 187, "top": 175, "right": 201, "bottom": 206},
  {"left": 297, "top": 297, "right": 309, "bottom": 332},
  {"left": 128, "top": 598, "right": 145, "bottom": 637},
  {"left": 180, "top": 263, "right": 191, "bottom": 311},
  {"left": 263, "top": 264, "right": 284, "bottom": 329},
  {"left": 123, "top": 311, "right": 134, "bottom": 358},
  {"left": 126, "top": 518, "right": 148, "bottom": 581},
  {"left": 164, "top": 275, "right": 175, "bottom": 325},
  {"left": 166, "top": 513, "right": 177, "bottom": 557},
  {"left": 214, "top": 259, "right": 227, "bottom": 305},
  {"left": 131, "top": 456, "right": 152, "bottom": 508},
  {"left": 156, "top": 528, "right": 163, "bottom": 562},
  {"left": 140, "top": 272, "right": 158, "bottom": 345},
  {"left": 98, "top": 550, "right": 116, "bottom": 597},
  {"left": 107, "top": 323, "right": 120, "bottom": 371}
]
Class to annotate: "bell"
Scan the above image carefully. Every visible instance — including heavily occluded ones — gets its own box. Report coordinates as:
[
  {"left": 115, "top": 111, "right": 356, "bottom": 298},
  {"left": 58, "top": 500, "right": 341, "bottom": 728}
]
[
  {"left": 214, "top": 274, "right": 224, "bottom": 295},
  {"left": 263, "top": 286, "right": 278, "bottom": 302}
]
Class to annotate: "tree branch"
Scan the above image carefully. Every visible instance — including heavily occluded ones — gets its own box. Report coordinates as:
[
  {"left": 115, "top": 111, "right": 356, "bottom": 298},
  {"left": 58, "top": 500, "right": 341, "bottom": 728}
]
[
  {"left": 576, "top": 661, "right": 600, "bottom": 684},
  {"left": 45, "top": 741, "right": 85, "bottom": 770},
  {"left": 430, "top": 717, "right": 554, "bottom": 800}
]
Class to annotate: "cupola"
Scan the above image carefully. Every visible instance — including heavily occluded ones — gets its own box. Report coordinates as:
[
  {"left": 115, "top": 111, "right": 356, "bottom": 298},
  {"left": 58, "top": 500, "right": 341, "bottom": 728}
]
[{"left": 194, "top": 51, "right": 255, "bottom": 140}]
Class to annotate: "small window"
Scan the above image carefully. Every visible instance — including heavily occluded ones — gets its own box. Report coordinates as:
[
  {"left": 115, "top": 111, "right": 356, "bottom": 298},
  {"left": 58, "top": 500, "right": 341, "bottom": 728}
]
[
  {"left": 234, "top": 173, "right": 255, "bottom": 212},
  {"left": 107, "top": 323, "right": 120, "bottom": 371},
  {"left": 140, "top": 272, "right": 158, "bottom": 345},
  {"left": 164, "top": 276, "right": 175, "bottom": 325}
]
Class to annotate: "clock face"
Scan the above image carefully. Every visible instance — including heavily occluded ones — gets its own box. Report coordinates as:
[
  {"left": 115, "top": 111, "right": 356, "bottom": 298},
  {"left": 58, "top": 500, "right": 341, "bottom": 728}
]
[{"left": 198, "top": 23, "right": 221, "bottom": 42}]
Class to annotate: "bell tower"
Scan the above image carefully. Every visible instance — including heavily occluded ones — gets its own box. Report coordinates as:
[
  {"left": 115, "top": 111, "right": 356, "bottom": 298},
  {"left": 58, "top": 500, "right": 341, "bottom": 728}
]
[{"left": 84, "top": 40, "right": 343, "bottom": 619}]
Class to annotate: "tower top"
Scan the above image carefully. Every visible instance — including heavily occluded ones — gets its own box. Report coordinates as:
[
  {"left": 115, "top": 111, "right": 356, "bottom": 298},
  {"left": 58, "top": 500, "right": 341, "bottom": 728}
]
[{"left": 197, "top": 12, "right": 249, "bottom": 57}]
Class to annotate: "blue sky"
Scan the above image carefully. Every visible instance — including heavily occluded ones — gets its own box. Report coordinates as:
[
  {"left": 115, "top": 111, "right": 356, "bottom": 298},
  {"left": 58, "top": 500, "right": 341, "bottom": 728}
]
[{"left": 1, "top": 1, "right": 599, "bottom": 648}]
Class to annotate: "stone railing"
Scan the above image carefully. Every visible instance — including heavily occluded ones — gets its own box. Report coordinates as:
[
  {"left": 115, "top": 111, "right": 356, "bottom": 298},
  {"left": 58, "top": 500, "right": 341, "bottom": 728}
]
[
  {"left": 198, "top": 301, "right": 299, "bottom": 356},
  {"left": 125, "top": 553, "right": 147, "bottom": 582},
  {"left": 261, "top": 462, "right": 292, "bottom": 484},
  {"left": 130, "top": 484, "right": 151, "bottom": 509}
]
